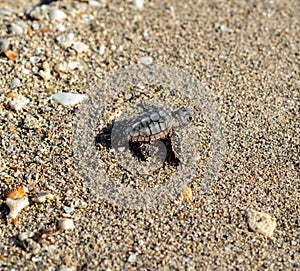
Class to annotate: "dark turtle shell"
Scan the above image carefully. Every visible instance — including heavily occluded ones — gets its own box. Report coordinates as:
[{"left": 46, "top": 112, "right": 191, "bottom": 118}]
[{"left": 125, "top": 108, "right": 173, "bottom": 142}]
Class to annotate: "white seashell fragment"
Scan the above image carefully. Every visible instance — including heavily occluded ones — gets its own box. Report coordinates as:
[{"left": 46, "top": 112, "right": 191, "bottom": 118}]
[
  {"left": 139, "top": 56, "right": 153, "bottom": 65},
  {"left": 68, "top": 61, "right": 78, "bottom": 70},
  {"left": 63, "top": 206, "right": 74, "bottom": 213},
  {"left": 22, "top": 68, "right": 30, "bottom": 75},
  {"left": 248, "top": 209, "right": 276, "bottom": 237},
  {"left": 52, "top": 93, "right": 88, "bottom": 106},
  {"left": 73, "top": 41, "right": 89, "bottom": 53},
  {"left": 59, "top": 218, "right": 75, "bottom": 230},
  {"left": 6, "top": 145, "right": 14, "bottom": 152},
  {"left": 6, "top": 197, "right": 29, "bottom": 219},
  {"left": 49, "top": 8, "right": 67, "bottom": 21},
  {"left": 133, "top": 0, "right": 144, "bottom": 8},
  {"left": 8, "top": 94, "right": 30, "bottom": 111}
]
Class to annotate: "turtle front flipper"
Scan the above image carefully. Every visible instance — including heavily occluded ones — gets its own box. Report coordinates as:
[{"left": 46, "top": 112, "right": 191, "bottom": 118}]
[{"left": 167, "top": 130, "right": 182, "bottom": 166}]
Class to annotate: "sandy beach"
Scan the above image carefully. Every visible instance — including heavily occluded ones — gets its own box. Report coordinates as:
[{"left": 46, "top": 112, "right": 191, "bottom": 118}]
[{"left": 0, "top": 0, "right": 299, "bottom": 270}]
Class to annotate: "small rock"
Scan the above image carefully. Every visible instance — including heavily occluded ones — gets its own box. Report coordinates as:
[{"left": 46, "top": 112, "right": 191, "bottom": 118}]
[
  {"left": 248, "top": 209, "right": 276, "bottom": 237},
  {"left": 32, "top": 66, "right": 39, "bottom": 73},
  {"left": 31, "top": 256, "right": 42, "bottom": 262},
  {"left": 99, "top": 44, "right": 106, "bottom": 55},
  {"left": 26, "top": 5, "right": 47, "bottom": 21},
  {"left": 9, "top": 23, "right": 24, "bottom": 35},
  {"left": 128, "top": 254, "right": 136, "bottom": 263},
  {"left": 30, "top": 56, "right": 40, "bottom": 64},
  {"left": 55, "top": 62, "right": 68, "bottom": 74},
  {"left": 56, "top": 34, "right": 74, "bottom": 49},
  {"left": 0, "top": 153, "right": 6, "bottom": 171},
  {"left": 180, "top": 185, "right": 193, "bottom": 202},
  {"left": 31, "top": 22, "right": 40, "bottom": 30},
  {"left": 24, "top": 114, "right": 40, "bottom": 129},
  {"left": 32, "top": 192, "right": 55, "bottom": 203},
  {"left": 6, "top": 145, "right": 14, "bottom": 153},
  {"left": 139, "top": 56, "right": 153, "bottom": 65},
  {"left": 66, "top": 32, "right": 75, "bottom": 40},
  {"left": 58, "top": 265, "right": 76, "bottom": 271},
  {"left": 55, "top": 23, "right": 66, "bottom": 32},
  {"left": 11, "top": 77, "right": 20, "bottom": 86},
  {"left": 18, "top": 231, "right": 35, "bottom": 241},
  {"left": 19, "top": 235, "right": 41, "bottom": 254},
  {"left": 73, "top": 41, "right": 89, "bottom": 53},
  {"left": 8, "top": 94, "right": 30, "bottom": 111},
  {"left": 133, "top": 0, "right": 144, "bottom": 8},
  {"left": 89, "top": 0, "right": 101, "bottom": 7},
  {"left": 49, "top": 8, "right": 67, "bottom": 21},
  {"left": 59, "top": 218, "right": 75, "bottom": 230},
  {"left": 52, "top": 93, "right": 88, "bottom": 106},
  {"left": 0, "top": 38, "right": 10, "bottom": 52},
  {"left": 6, "top": 197, "right": 29, "bottom": 219},
  {"left": 21, "top": 67, "right": 30, "bottom": 74},
  {"left": 36, "top": 228, "right": 55, "bottom": 246},
  {"left": 46, "top": 87, "right": 56, "bottom": 94},
  {"left": 71, "top": 198, "right": 88, "bottom": 209},
  {"left": 38, "top": 62, "right": 51, "bottom": 81},
  {"left": 220, "top": 25, "right": 232, "bottom": 32}
]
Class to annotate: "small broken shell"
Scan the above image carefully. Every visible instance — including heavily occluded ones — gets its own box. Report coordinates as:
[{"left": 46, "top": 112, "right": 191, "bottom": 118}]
[
  {"left": 6, "top": 197, "right": 29, "bottom": 219},
  {"left": 52, "top": 92, "right": 88, "bottom": 106},
  {"left": 3, "top": 186, "right": 26, "bottom": 199},
  {"left": 58, "top": 218, "right": 75, "bottom": 230},
  {"left": 5, "top": 50, "right": 17, "bottom": 61},
  {"left": 248, "top": 209, "right": 277, "bottom": 237}
]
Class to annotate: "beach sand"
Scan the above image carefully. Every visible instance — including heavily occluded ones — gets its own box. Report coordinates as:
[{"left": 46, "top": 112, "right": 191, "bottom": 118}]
[{"left": 0, "top": 0, "right": 299, "bottom": 270}]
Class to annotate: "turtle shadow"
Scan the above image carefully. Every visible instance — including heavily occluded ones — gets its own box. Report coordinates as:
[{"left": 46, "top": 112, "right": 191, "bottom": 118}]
[{"left": 95, "top": 122, "right": 180, "bottom": 166}]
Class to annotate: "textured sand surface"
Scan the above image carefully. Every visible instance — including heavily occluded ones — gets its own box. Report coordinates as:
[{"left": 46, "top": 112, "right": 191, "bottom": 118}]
[{"left": 0, "top": 0, "right": 299, "bottom": 270}]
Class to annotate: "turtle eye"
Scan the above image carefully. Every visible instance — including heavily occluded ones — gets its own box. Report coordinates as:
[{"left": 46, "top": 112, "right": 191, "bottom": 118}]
[{"left": 189, "top": 116, "right": 193, "bottom": 121}]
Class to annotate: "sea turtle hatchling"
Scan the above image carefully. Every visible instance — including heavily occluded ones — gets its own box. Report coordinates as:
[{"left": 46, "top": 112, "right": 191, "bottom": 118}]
[
  {"left": 124, "top": 106, "right": 193, "bottom": 143},
  {"left": 112, "top": 105, "right": 194, "bottom": 162}
]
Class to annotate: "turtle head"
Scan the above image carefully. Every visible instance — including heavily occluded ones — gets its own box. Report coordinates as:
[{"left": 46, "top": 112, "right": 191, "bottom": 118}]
[{"left": 172, "top": 107, "right": 193, "bottom": 127}]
